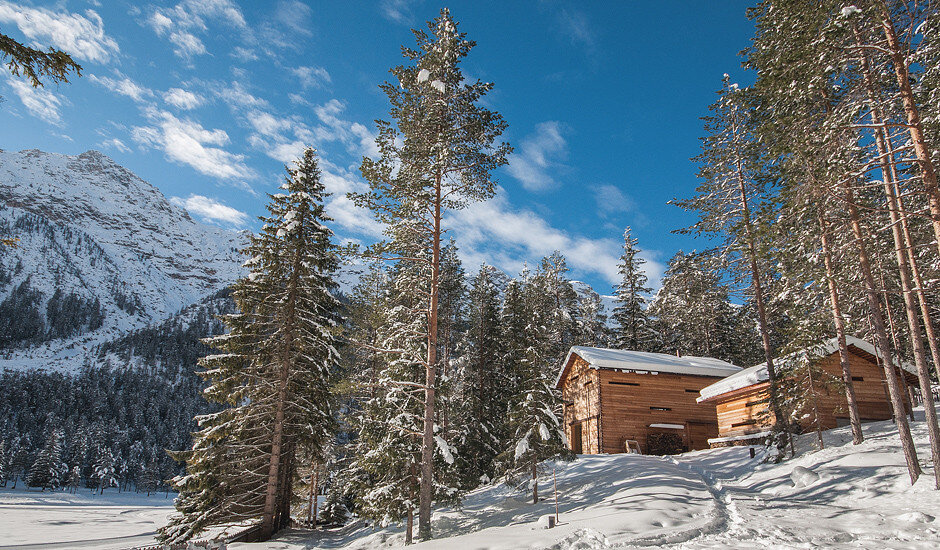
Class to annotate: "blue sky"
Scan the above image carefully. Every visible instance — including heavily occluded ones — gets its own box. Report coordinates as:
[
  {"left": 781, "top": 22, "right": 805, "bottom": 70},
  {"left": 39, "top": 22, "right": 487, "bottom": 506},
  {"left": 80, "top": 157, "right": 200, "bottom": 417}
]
[{"left": 0, "top": 0, "right": 755, "bottom": 294}]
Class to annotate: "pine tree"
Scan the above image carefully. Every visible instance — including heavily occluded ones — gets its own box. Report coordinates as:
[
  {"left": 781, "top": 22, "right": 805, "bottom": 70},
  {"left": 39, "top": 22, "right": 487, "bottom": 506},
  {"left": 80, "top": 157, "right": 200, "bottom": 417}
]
[
  {"left": 94, "top": 446, "right": 116, "bottom": 494},
  {"left": 0, "top": 440, "right": 6, "bottom": 487},
  {"left": 66, "top": 465, "right": 81, "bottom": 494},
  {"left": 453, "top": 263, "right": 504, "bottom": 488},
  {"left": 161, "top": 148, "right": 341, "bottom": 542},
  {"left": 352, "top": 8, "right": 510, "bottom": 540},
  {"left": 27, "top": 430, "right": 64, "bottom": 491},
  {"left": 612, "top": 228, "right": 654, "bottom": 351},
  {"left": 574, "top": 283, "right": 610, "bottom": 348},
  {"left": 498, "top": 270, "right": 572, "bottom": 504}
]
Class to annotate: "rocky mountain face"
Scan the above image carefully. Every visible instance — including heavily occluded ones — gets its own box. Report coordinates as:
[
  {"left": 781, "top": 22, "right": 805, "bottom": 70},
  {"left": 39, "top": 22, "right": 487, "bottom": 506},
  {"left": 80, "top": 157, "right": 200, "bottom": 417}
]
[{"left": 0, "top": 148, "right": 244, "bottom": 372}]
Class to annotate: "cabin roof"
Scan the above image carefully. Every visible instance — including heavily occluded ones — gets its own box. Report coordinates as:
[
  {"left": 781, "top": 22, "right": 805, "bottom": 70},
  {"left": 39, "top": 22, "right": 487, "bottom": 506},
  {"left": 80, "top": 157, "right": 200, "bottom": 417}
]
[
  {"left": 697, "top": 335, "right": 917, "bottom": 403},
  {"left": 555, "top": 346, "right": 743, "bottom": 388}
]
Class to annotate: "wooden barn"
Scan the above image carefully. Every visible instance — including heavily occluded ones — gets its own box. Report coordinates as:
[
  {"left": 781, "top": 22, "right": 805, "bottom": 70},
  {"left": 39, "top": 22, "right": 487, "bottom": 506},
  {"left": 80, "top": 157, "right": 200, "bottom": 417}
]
[
  {"left": 555, "top": 346, "right": 743, "bottom": 455},
  {"left": 697, "top": 336, "right": 919, "bottom": 446}
]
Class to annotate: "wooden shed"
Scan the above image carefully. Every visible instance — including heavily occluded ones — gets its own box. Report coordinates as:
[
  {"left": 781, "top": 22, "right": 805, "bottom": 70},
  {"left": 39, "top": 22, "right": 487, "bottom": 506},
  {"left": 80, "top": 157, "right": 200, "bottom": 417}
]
[
  {"left": 555, "top": 346, "right": 743, "bottom": 455},
  {"left": 697, "top": 336, "right": 920, "bottom": 446}
]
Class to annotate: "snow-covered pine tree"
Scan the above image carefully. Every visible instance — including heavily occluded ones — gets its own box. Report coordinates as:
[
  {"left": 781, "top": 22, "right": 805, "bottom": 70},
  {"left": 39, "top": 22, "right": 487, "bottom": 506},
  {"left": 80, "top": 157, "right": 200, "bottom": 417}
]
[
  {"left": 94, "top": 446, "right": 116, "bottom": 494},
  {"left": 27, "top": 430, "right": 64, "bottom": 491},
  {"left": 534, "top": 252, "right": 581, "bottom": 364},
  {"left": 498, "top": 268, "right": 572, "bottom": 504},
  {"left": 453, "top": 263, "right": 504, "bottom": 488},
  {"left": 67, "top": 465, "right": 81, "bottom": 494},
  {"left": 352, "top": 8, "right": 510, "bottom": 540},
  {"left": 612, "top": 227, "right": 655, "bottom": 351},
  {"left": 0, "top": 440, "right": 6, "bottom": 486},
  {"left": 160, "top": 148, "right": 341, "bottom": 542},
  {"left": 675, "top": 74, "right": 789, "bottom": 441},
  {"left": 574, "top": 283, "right": 610, "bottom": 348}
]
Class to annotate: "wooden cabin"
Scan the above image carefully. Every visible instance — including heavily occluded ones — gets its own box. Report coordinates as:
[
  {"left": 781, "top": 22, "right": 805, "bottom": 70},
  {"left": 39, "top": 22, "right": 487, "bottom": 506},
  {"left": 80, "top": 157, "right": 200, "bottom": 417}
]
[
  {"left": 555, "top": 346, "right": 743, "bottom": 455},
  {"left": 697, "top": 336, "right": 920, "bottom": 446}
]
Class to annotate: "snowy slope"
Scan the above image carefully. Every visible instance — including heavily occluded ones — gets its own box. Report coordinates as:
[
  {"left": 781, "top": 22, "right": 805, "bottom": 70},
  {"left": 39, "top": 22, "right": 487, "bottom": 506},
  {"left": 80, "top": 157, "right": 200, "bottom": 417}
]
[
  {"left": 235, "top": 410, "right": 940, "bottom": 550},
  {"left": 0, "top": 148, "right": 245, "bottom": 372}
]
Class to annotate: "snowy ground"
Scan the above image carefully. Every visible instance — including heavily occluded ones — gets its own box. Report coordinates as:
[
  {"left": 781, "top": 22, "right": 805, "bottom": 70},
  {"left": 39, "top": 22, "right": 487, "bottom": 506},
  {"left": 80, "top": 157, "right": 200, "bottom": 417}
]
[
  {"left": 235, "top": 410, "right": 940, "bottom": 550},
  {"left": 0, "top": 486, "right": 174, "bottom": 549},
  {"left": 3, "top": 412, "right": 939, "bottom": 550}
]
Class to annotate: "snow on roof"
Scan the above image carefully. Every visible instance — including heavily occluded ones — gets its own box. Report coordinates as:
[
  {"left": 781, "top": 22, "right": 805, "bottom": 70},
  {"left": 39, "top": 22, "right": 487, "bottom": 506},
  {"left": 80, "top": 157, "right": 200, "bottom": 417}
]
[
  {"left": 697, "top": 335, "right": 916, "bottom": 402},
  {"left": 556, "top": 346, "right": 743, "bottom": 387}
]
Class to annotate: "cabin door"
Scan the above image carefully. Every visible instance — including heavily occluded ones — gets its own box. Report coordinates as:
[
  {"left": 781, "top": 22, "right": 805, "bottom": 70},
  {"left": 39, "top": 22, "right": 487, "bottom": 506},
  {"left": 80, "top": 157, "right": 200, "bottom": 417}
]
[{"left": 570, "top": 422, "right": 583, "bottom": 454}]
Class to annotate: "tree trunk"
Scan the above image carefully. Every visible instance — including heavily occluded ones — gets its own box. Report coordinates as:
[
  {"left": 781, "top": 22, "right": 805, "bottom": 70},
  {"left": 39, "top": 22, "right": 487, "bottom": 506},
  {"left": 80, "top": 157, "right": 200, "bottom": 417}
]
[
  {"left": 418, "top": 172, "right": 443, "bottom": 541},
  {"left": 857, "top": 38, "right": 940, "bottom": 488},
  {"left": 531, "top": 462, "right": 538, "bottom": 504},
  {"left": 307, "top": 462, "right": 317, "bottom": 526},
  {"left": 819, "top": 211, "right": 864, "bottom": 444},
  {"left": 875, "top": 1, "right": 940, "bottom": 258},
  {"left": 843, "top": 180, "right": 921, "bottom": 484},
  {"left": 312, "top": 467, "right": 319, "bottom": 529}
]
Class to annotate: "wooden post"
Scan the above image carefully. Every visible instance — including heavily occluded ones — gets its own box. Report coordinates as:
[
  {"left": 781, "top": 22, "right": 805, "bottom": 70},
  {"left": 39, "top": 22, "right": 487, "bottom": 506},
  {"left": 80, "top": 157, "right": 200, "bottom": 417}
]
[{"left": 553, "top": 468, "right": 558, "bottom": 524}]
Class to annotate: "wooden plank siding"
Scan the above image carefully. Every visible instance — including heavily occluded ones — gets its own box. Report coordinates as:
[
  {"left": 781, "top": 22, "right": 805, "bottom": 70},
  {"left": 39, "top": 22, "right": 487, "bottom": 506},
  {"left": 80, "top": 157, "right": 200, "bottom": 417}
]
[
  {"left": 709, "top": 347, "right": 917, "bottom": 441},
  {"left": 560, "top": 356, "right": 601, "bottom": 454},
  {"left": 597, "top": 369, "right": 722, "bottom": 454},
  {"left": 559, "top": 353, "right": 724, "bottom": 455}
]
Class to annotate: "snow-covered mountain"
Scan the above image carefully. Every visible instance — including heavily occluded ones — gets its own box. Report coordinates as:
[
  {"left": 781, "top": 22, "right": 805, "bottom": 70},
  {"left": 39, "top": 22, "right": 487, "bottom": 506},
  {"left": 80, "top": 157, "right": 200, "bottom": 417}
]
[{"left": 0, "top": 148, "right": 245, "bottom": 371}]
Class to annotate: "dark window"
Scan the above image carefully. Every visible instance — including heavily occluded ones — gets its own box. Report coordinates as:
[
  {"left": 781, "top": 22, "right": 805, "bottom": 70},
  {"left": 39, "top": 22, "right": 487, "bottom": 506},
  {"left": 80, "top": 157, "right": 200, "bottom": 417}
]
[
  {"left": 650, "top": 406, "right": 671, "bottom": 411},
  {"left": 731, "top": 419, "right": 758, "bottom": 428},
  {"left": 745, "top": 400, "right": 763, "bottom": 407},
  {"left": 852, "top": 376, "right": 864, "bottom": 382},
  {"left": 685, "top": 389, "right": 699, "bottom": 393},
  {"left": 609, "top": 381, "right": 639, "bottom": 386}
]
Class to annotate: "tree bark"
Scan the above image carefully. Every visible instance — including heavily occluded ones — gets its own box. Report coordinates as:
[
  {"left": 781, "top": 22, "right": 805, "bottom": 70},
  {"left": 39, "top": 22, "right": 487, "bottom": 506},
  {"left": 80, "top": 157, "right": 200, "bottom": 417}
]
[
  {"left": 418, "top": 170, "right": 443, "bottom": 541},
  {"left": 843, "top": 180, "right": 921, "bottom": 484},
  {"left": 532, "top": 462, "right": 538, "bottom": 504},
  {"left": 875, "top": 1, "right": 940, "bottom": 258},
  {"left": 818, "top": 211, "right": 864, "bottom": 444},
  {"left": 857, "top": 35, "right": 940, "bottom": 488}
]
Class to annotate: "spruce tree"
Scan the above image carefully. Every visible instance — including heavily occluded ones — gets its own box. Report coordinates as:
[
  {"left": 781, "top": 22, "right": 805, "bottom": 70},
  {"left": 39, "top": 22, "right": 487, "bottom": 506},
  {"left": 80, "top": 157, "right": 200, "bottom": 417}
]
[
  {"left": 94, "top": 446, "right": 116, "bottom": 494},
  {"left": 612, "top": 228, "right": 654, "bottom": 351},
  {"left": 352, "top": 8, "right": 510, "bottom": 540},
  {"left": 27, "top": 430, "right": 64, "bottom": 491},
  {"left": 161, "top": 148, "right": 341, "bottom": 542}
]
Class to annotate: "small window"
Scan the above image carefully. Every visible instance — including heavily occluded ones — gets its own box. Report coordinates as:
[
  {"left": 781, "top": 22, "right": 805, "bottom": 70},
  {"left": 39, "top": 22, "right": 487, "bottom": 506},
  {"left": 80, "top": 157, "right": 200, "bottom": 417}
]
[
  {"left": 650, "top": 406, "right": 671, "bottom": 411},
  {"left": 685, "top": 389, "right": 699, "bottom": 393},
  {"left": 584, "top": 380, "right": 593, "bottom": 386},
  {"left": 852, "top": 376, "right": 864, "bottom": 382},
  {"left": 732, "top": 419, "right": 758, "bottom": 428},
  {"left": 745, "top": 400, "right": 763, "bottom": 407},
  {"left": 609, "top": 381, "right": 639, "bottom": 386}
]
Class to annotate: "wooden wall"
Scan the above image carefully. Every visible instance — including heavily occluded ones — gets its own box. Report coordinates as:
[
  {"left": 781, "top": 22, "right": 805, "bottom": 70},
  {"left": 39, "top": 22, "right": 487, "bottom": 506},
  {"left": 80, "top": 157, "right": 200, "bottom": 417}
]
[
  {"left": 559, "top": 355, "right": 601, "bottom": 454},
  {"left": 712, "top": 348, "right": 917, "bottom": 440},
  {"left": 597, "top": 369, "right": 723, "bottom": 454}
]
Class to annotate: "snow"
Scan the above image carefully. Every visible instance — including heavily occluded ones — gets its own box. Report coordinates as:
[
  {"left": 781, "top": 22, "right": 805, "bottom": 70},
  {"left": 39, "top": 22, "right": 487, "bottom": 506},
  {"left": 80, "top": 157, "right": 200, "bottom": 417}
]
[
  {"left": 5, "top": 410, "right": 940, "bottom": 549},
  {"left": 650, "top": 423, "right": 686, "bottom": 430},
  {"left": 0, "top": 485, "right": 175, "bottom": 549},
  {"left": 556, "top": 346, "right": 743, "bottom": 387},
  {"left": 841, "top": 5, "right": 862, "bottom": 17},
  {"left": 230, "top": 408, "right": 940, "bottom": 550},
  {"left": 430, "top": 80, "right": 446, "bottom": 93},
  {"left": 417, "top": 69, "right": 431, "bottom": 83},
  {"left": 697, "top": 335, "right": 916, "bottom": 402}
]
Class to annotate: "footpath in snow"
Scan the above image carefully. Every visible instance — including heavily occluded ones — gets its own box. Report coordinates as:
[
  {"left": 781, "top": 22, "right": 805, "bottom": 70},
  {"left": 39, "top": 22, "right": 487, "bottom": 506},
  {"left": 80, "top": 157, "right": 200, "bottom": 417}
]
[{"left": 236, "top": 410, "right": 940, "bottom": 550}]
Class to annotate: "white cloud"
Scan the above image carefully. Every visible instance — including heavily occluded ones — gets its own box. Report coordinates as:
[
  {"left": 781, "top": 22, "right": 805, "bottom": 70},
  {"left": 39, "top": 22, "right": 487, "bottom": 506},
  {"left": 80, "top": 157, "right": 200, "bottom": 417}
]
[
  {"left": 592, "top": 184, "right": 636, "bottom": 216},
  {"left": 88, "top": 73, "right": 153, "bottom": 103},
  {"left": 99, "top": 138, "right": 130, "bottom": 153},
  {"left": 0, "top": 3, "right": 119, "bottom": 64},
  {"left": 132, "top": 108, "right": 254, "bottom": 182},
  {"left": 147, "top": 0, "right": 248, "bottom": 59},
  {"left": 557, "top": 8, "right": 596, "bottom": 51},
  {"left": 447, "top": 190, "right": 664, "bottom": 288},
  {"left": 217, "top": 81, "right": 268, "bottom": 109},
  {"left": 380, "top": 0, "right": 419, "bottom": 24},
  {"left": 6, "top": 78, "right": 62, "bottom": 125},
  {"left": 170, "top": 194, "right": 249, "bottom": 226},
  {"left": 507, "top": 121, "right": 568, "bottom": 192},
  {"left": 292, "top": 66, "right": 331, "bottom": 89},
  {"left": 163, "top": 88, "right": 204, "bottom": 110}
]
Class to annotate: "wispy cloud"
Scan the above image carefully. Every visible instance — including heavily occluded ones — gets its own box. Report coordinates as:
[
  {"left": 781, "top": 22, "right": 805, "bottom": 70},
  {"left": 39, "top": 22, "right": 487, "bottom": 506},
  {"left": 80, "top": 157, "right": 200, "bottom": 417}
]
[
  {"left": 507, "top": 121, "right": 568, "bottom": 192},
  {"left": 132, "top": 107, "right": 254, "bottom": 183},
  {"left": 556, "top": 7, "right": 596, "bottom": 51},
  {"left": 163, "top": 88, "right": 204, "bottom": 110},
  {"left": 99, "top": 137, "right": 130, "bottom": 153},
  {"left": 0, "top": 2, "right": 120, "bottom": 64},
  {"left": 146, "top": 0, "right": 248, "bottom": 59},
  {"left": 380, "top": 0, "right": 421, "bottom": 24},
  {"left": 292, "top": 66, "right": 331, "bottom": 89},
  {"left": 592, "top": 184, "right": 635, "bottom": 216},
  {"left": 171, "top": 194, "right": 249, "bottom": 226},
  {"left": 6, "top": 78, "right": 62, "bottom": 125},
  {"left": 448, "top": 190, "right": 664, "bottom": 288},
  {"left": 89, "top": 73, "right": 154, "bottom": 103}
]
